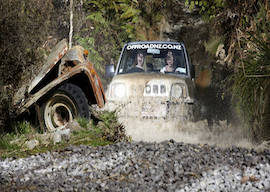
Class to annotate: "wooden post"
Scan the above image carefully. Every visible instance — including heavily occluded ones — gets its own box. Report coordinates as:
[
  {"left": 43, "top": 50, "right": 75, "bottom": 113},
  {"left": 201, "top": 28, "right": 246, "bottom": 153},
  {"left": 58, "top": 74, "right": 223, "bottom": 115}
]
[{"left": 69, "top": 0, "right": 73, "bottom": 49}]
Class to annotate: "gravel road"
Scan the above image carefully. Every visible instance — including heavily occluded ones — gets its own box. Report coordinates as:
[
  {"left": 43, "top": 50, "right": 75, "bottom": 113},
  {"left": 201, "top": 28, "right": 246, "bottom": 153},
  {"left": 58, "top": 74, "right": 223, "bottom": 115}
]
[{"left": 1, "top": 141, "right": 270, "bottom": 191}]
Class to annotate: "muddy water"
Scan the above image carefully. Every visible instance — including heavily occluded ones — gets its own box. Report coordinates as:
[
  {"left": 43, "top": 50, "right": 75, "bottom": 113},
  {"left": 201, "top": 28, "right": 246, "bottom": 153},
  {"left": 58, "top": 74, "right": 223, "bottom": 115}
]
[{"left": 120, "top": 117, "right": 254, "bottom": 149}]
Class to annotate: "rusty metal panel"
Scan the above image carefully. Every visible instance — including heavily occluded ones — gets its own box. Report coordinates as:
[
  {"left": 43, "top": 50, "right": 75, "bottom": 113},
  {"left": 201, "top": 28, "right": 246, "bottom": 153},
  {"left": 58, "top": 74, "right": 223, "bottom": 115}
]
[
  {"left": 60, "top": 45, "right": 105, "bottom": 107},
  {"left": 17, "top": 62, "right": 105, "bottom": 114},
  {"left": 61, "top": 46, "right": 85, "bottom": 65},
  {"left": 84, "top": 60, "right": 105, "bottom": 108},
  {"left": 15, "top": 40, "right": 105, "bottom": 115},
  {"left": 28, "top": 39, "right": 68, "bottom": 94}
]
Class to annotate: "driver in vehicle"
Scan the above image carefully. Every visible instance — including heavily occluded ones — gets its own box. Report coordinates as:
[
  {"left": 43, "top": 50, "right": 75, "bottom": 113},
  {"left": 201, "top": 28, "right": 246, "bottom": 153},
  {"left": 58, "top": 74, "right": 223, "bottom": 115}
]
[{"left": 127, "top": 51, "right": 145, "bottom": 73}]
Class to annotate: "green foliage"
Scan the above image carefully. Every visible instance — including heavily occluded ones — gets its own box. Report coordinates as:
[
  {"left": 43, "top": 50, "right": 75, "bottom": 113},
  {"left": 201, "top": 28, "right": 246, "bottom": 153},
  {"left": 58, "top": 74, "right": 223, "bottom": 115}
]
[
  {"left": 76, "top": 0, "right": 167, "bottom": 76},
  {"left": 74, "top": 109, "right": 130, "bottom": 146},
  {"left": 0, "top": 0, "right": 53, "bottom": 86},
  {"left": 0, "top": 121, "right": 32, "bottom": 152},
  {"left": 0, "top": 86, "right": 12, "bottom": 133},
  {"left": 71, "top": 128, "right": 112, "bottom": 147},
  {"left": 185, "top": 0, "right": 225, "bottom": 19},
  {"left": 76, "top": 117, "right": 89, "bottom": 129},
  {"left": 75, "top": 0, "right": 140, "bottom": 76},
  {"left": 91, "top": 110, "right": 130, "bottom": 142},
  {"left": 0, "top": 133, "right": 19, "bottom": 150},
  {"left": 232, "top": 3, "right": 270, "bottom": 140},
  {"left": 0, "top": 0, "right": 56, "bottom": 131},
  {"left": 0, "top": 109, "right": 128, "bottom": 158},
  {"left": 13, "top": 121, "right": 33, "bottom": 134}
]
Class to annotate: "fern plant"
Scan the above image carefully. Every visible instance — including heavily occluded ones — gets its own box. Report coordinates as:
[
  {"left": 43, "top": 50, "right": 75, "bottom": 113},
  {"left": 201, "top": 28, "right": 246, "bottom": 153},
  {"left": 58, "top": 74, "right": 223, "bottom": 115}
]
[
  {"left": 75, "top": 0, "right": 140, "bottom": 77},
  {"left": 232, "top": 3, "right": 270, "bottom": 141}
]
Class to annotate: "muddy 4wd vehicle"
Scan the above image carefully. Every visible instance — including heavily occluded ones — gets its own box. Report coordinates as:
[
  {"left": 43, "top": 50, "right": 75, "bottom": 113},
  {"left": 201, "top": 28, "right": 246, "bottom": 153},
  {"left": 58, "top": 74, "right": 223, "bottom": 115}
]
[
  {"left": 14, "top": 39, "right": 105, "bottom": 131},
  {"left": 105, "top": 41, "right": 198, "bottom": 141}
]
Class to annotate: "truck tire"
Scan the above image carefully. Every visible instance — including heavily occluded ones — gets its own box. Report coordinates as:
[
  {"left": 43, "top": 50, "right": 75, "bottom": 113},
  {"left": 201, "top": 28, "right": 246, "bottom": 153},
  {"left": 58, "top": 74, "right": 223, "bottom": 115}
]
[{"left": 41, "top": 83, "right": 89, "bottom": 131}]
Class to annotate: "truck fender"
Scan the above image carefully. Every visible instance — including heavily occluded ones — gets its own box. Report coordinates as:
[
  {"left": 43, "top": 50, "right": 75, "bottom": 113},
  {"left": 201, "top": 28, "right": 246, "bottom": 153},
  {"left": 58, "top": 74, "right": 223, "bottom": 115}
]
[{"left": 16, "top": 64, "right": 105, "bottom": 115}]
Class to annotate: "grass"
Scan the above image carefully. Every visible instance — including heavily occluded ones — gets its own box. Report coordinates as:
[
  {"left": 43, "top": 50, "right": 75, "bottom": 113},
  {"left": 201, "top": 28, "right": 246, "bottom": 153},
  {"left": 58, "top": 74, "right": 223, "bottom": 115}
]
[
  {"left": 0, "top": 129, "right": 113, "bottom": 159},
  {"left": 71, "top": 129, "right": 112, "bottom": 146},
  {"left": 0, "top": 134, "right": 20, "bottom": 150},
  {"left": 0, "top": 110, "right": 129, "bottom": 159},
  {"left": 76, "top": 117, "right": 89, "bottom": 129},
  {"left": 13, "top": 121, "right": 33, "bottom": 134}
]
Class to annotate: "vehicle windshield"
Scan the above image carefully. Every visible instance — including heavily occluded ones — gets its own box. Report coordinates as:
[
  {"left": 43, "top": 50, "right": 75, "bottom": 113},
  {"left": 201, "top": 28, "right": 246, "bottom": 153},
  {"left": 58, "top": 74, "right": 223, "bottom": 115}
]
[{"left": 117, "top": 43, "right": 187, "bottom": 75}]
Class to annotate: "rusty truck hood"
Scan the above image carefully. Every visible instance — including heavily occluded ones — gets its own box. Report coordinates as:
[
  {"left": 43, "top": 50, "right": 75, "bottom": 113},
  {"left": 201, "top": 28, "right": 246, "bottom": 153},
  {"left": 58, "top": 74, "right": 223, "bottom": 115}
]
[
  {"left": 28, "top": 39, "right": 68, "bottom": 94},
  {"left": 14, "top": 39, "right": 105, "bottom": 114}
]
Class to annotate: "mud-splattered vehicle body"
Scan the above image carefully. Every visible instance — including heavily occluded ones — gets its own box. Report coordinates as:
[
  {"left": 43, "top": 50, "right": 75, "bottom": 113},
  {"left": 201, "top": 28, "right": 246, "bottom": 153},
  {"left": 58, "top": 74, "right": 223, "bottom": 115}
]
[
  {"left": 105, "top": 41, "right": 197, "bottom": 141},
  {"left": 14, "top": 39, "right": 105, "bottom": 131}
]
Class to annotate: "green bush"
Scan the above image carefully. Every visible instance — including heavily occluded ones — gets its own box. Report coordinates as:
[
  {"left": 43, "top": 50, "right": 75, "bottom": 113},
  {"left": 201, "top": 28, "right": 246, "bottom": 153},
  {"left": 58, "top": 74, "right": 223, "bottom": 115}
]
[
  {"left": 91, "top": 110, "right": 130, "bottom": 143},
  {"left": 0, "top": 0, "right": 53, "bottom": 86},
  {"left": 0, "top": 0, "right": 55, "bottom": 132},
  {"left": 75, "top": 0, "right": 167, "bottom": 82},
  {"left": 185, "top": 0, "right": 225, "bottom": 19},
  {"left": 75, "top": 0, "right": 140, "bottom": 78},
  {"left": 232, "top": 3, "right": 270, "bottom": 141}
]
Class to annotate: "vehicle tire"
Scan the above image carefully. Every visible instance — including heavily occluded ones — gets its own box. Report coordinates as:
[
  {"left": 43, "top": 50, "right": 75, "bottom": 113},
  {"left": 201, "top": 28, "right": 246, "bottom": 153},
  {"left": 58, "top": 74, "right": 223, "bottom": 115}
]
[{"left": 41, "top": 83, "right": 89, "bottom": 131}]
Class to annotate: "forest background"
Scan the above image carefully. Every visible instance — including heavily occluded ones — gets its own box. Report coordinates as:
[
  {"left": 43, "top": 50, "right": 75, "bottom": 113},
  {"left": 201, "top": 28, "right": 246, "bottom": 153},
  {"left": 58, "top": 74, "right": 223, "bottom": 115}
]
[{"left": 0, "top": 0, "right": 269, "bottom": 142}]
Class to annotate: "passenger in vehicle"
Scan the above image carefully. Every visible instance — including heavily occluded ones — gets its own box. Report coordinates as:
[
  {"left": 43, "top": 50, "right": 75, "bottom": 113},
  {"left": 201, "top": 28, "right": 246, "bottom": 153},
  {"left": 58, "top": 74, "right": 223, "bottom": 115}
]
[
  {"left": 127, "top": 51, "right": 145, "bottom": 73},
  {"left": 160, "top": 51, "right": 174, "bottom": 73},
  {"left": 160, "top": 51, "right": 186, "bottom": 74}
]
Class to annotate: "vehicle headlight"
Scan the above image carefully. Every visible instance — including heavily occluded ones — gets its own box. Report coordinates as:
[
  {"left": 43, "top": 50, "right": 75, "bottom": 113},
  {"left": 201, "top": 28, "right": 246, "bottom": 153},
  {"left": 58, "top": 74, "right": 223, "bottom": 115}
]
[
  {"left": 110, "top": 83, "right": 126, "bottom": 99},
  {"left": 171, "top": 83, "right": 186, "bottom": 99}
]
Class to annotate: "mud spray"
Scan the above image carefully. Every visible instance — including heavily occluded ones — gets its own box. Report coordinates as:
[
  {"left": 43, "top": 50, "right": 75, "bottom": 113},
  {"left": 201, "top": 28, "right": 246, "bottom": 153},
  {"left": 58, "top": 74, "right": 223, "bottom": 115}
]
[{"left": 120, "top": 117, "right": 260, "bottom": 149}]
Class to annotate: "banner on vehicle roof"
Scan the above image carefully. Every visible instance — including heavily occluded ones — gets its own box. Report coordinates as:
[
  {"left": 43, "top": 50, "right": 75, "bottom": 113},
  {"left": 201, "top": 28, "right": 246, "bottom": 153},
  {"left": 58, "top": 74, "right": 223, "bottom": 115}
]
[{"left": 126, "top": 43, "right": 182, "bottom": 50}]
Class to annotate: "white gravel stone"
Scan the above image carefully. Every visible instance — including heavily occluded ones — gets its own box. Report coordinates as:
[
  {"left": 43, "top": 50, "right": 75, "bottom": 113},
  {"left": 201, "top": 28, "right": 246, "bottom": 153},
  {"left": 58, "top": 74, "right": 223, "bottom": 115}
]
[{"left": 1, "top": 141, "right": 270, "bottom": 191}]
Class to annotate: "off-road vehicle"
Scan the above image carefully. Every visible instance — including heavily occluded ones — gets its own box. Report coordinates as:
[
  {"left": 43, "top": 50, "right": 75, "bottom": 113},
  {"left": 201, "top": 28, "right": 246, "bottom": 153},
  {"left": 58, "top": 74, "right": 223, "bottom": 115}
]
[{"left": 105, "top": 41, "right": 197, "bottom": 141}]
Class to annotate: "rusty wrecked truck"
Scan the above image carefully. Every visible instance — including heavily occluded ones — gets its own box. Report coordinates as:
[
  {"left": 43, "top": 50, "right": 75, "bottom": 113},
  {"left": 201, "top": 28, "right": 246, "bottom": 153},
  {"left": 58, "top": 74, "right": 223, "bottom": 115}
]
[
  {"left": 105, "top": 41, "right": 199, "bottom": 141},
  {"left": 13, "top": 39, "right": 105, "bottom": 131}
]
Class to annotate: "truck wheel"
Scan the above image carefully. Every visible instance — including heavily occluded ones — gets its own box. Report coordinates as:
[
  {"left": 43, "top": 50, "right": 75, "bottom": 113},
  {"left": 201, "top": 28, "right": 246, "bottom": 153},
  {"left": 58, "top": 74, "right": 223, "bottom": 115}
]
[{"left": 41, "top": 83, "right": 89, "bottom": 131}]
